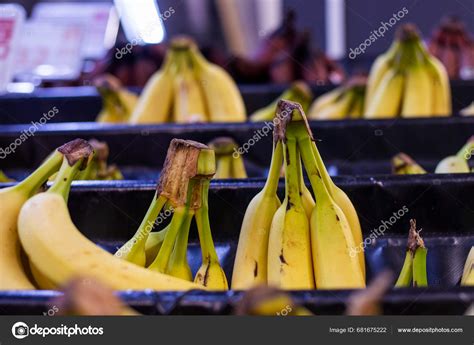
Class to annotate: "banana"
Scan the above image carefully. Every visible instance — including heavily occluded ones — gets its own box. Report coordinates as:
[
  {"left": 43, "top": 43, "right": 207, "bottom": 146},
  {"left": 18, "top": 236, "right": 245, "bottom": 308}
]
[
  {"left": 425, "top": 55, "right": 451, "bottom": 116},
  {"left": 300, "top": 139, "right": 364, "bottom": 289},
  {"left": 401, "top": 62, "right": 433, "bottom": 118},
  {"left": 172, "top": 51, "right": 208, "bottom": 123},
  {"left": 435, "top": 137, "right": 474, "bottom": 173},
  {"left": 311, "top": 89, "right": 355, "bottom": 120},
  {"left": 214, "top": 155, "right": 232, "bottom": 179},
  {"left": 187, "top": 41, "right": 246, "bottom": 123},
  {"left": 281, "top": 100, "right": 365, "bottom": 286},
  {"left": 391, "top": 153, "right": 427, "bottom": 175},
  {"left": 267, "top": 125, "right": 314, "bottom": 290},
  {"left": 209, "top": 137, "right": 248, "bottom": 179},
  {"left": 251, "top": 81, "right": 312, "bottom": 122},
  {"left": 395, "top": 251, "right": 414, "bottom": 287},
  {"left": 0, "top": 170, "right": 13, "bottom": 182},
  {"left": 95, "top": 75, "right": 138, "bottom": 123},
  {"left": 365, "top": 41, "right": 400, "bottom": 110},
  {"left": 18, "top": 141, "right": 201, "bottom": 291},
  {"left": 194, "top": 180, "right": 229, "bottom": 290},
  {"left": 308, "top": 86, "right": 344, "bottom": 119},
  {"left": 461, "top": 247, "right": 474, "bottom": 286},
  {"left": 365, "top": 69, "right": 404, "bottom": 119},
  {"left": 395, "top": 220, "right": 427, "bottom": 287},
  {"left": 129, "top": 51, "right": 175, "bottom": 124},
  {"left": 231, "top": 153, "right": 248, "bottom": 179},
  {"left": 461, "top": 102, "right": 474, "bottom": 116},
  {"left": 0, "top": 148, "right": 63, "bottom": 290},
  {"left": 231, "top": 141, "right": 283, "bottom": 289}
]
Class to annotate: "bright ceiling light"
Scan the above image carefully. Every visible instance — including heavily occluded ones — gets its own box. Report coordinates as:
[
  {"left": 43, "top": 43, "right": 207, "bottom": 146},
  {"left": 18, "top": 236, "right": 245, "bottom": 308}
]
[{"left": 113, "top": 0, "right": 165, "bottom": 44}]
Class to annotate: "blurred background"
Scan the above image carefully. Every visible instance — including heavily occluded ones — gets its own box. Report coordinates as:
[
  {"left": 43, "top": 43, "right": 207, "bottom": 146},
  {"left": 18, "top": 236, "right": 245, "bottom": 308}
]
[{"left": 1, "top": 0, "right": 473, "bottom": 89}]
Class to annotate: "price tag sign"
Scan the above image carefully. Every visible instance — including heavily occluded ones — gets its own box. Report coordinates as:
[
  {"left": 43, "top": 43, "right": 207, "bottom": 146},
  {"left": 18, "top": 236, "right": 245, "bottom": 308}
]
[
  {"left": 13, "top": 20, "right": 84, "bottom": 81},
  {"left": 32, "top": 2, "right": 119, "bottom": 59},
  {"left": 0, "top": 4, "right": 25, "bottom": 93}
]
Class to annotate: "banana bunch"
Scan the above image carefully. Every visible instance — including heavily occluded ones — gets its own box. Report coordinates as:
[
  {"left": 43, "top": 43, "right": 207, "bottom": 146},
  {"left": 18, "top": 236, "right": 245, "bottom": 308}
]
[
  {"left": 16, "top": 139, "right": 201, "bottom": 291},
  {"left": 461, "top": 247, "right": 474, "bottom": 286},
  {"left": 115, "top": 139, "right": 228, "bottom": 290},
  {"left": 364, "top": 24, "right": 451, "bottom": 119},
  {"left": 232, "top": 99, "right": 365, "bottom": 290},
  {"left": 308, "top": 75, "right": 366, "bottom": 120},
  {"left": 0, "top": 170, "right": 14, "bottom": 182},
  {"left": 130, "top": 37, "right": 246, "bottom": 124},
  {"left": 395, "top": 220, "right": 428, "bottom": 288},
  {"left": 95, "top": 75, "right": 138, "bottom": 123},
  {"left": 250, "top": 81, "right": 312, "bottom": 122},
  {"left": 392, "top": 136, "right": 474, "bottom": 175},
  {"left": 208, "top": 137, "right": 247, "bottom": 179}
]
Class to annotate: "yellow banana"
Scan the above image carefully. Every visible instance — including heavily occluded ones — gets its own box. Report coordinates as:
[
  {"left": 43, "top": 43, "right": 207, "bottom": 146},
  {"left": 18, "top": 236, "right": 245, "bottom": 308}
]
[
  {"left": 214, "top": 155, "right": 233, "bottom": 179},
  {"left": 365, "top": 69, "right": 404, "bottom": 119},
  {"left": 95, "top": 75, "right": 138, "bottom": 123},
  {"left": 19, "top": 148, "right": 201, "bottom": 291},
  {"left": 287, "top": 101, "right": 365, "bottom": 279},
  {"left": 251, "top": 81, "right": 313, "bottom": 122},
  {"left": 461, "top": 247, "right": 474, "bottom": 286},
  {"left": 425, "top": 55, "right": 451, "bottom": 116},
  {"left": 365, "top": 41, "right": 400, "bottom": 110},
  {"left": 391, "top": 153, "right": 427, "bottom": 175},
  {"left": 311, "top": 89, "right": 355, "bottom": 120},
  {"left": 194, "top": 180, "right": 228, "bottom": 290},
  {"left": 187, "top": 42, "right": 246, "bottom": 122},
  {"left": 295, "top": 126, "right": 364, "bottom": 289},
  {"left": 172, "top": 52, "right": 208, "bottom": 123},
  {"left": 0, "top": 149, "right": 63, "bottom": 290},
  {"left": 231, "top": 141, "right": 282, "bottom": 289},
  {"left": 401, "top": 63, "right": 433, "bottom": 118},
  {"left": 129, "top": 51, "right": 174, "bottom": 124},
  {"left": 461, "top": 102, "right": 474, "bottom": 116},
  {"left": 308, "top": 86, "right": 344, "bottom": 119},
  {"left": 435, "top": 137, "right": 474, "bottom": 173},
  {"left": 0, "top": 170, "right": 13, "bottom": 182},
  {"left": 267, "top": 136, "right": 314, "bottom": 290},
  {"left": 231, "top": 154, "right": 248, "bottom": 179}
]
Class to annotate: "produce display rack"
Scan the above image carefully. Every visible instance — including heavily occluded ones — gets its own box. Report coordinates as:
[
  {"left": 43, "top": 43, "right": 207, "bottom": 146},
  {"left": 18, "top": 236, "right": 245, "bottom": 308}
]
[{"left": 0, "top": 176, "right": 473, "bottom": 315}]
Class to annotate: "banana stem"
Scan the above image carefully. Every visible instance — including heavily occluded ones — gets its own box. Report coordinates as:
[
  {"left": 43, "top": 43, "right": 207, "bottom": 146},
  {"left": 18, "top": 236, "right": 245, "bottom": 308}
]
[
  {"left": 283, "top": 138, "right": 304, "bottom": 209},
  {"left": 262, "top": 141, "right": 283, "bottom": 197},
  {"left": 148, "top": 179, "right": 198, "bottom": 272},
  {"left": 130, "top": 192, "right": 168, "bottom": 248},
  {"left": 47, "top": 158, "right": 83, "bottom": 202},
  {"left": 168, "top": 210, "right": 194, "bottom": 267},
  {"left": 15, "top": 150, "right": 63, "bottom": 196},
  {"left": 195, "top": 180, "right": 219, "bottom": 262},
  {"left": 395, "top": 251, "right": 414, "bottom": 287}
]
